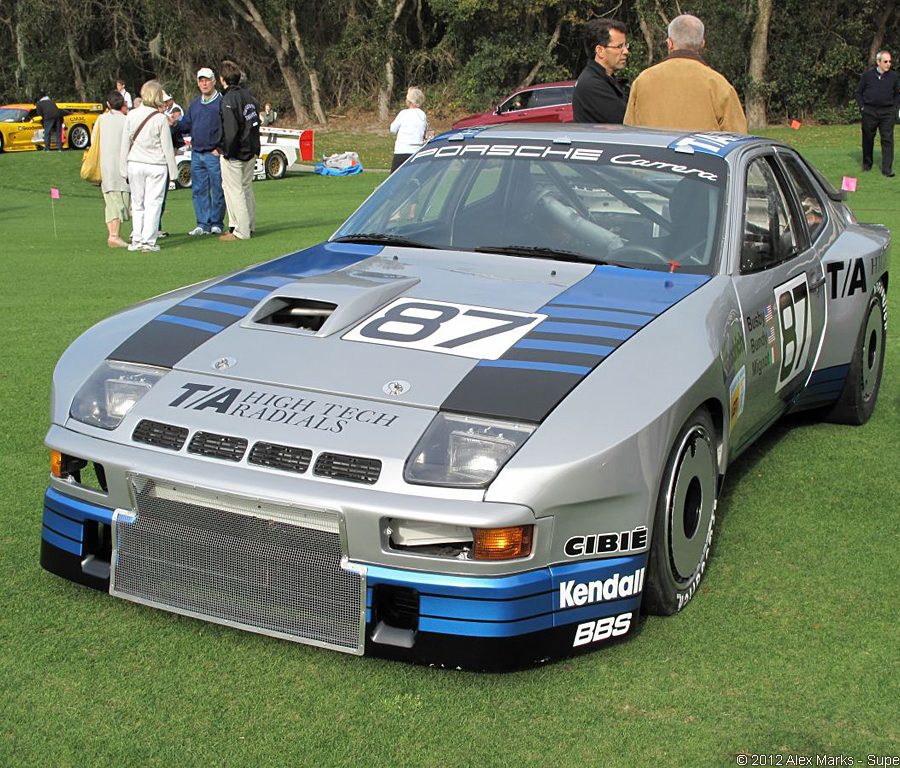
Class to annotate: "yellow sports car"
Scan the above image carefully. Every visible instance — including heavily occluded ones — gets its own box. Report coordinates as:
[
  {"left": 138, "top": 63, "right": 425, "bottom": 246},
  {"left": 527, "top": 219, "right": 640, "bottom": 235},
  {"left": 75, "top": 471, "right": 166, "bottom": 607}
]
[{"left": 0, "top": 102, "right": 103, "bottom": 152}]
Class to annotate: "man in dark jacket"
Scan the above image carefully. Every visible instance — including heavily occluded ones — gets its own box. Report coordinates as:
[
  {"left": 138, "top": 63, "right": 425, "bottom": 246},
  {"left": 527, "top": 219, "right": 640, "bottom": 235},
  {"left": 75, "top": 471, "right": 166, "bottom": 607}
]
[
  {"left": 572, "top": 18, "right": 629, "bottom": 123},
  {"left": 857, "top": 50, "right": 899, "bottom": 177},
  {"left": 35, "top": 93, "right": 63, "bottom": 150},
  {"left": 217, "top": 59, "right": 261, "bottom": 241}
]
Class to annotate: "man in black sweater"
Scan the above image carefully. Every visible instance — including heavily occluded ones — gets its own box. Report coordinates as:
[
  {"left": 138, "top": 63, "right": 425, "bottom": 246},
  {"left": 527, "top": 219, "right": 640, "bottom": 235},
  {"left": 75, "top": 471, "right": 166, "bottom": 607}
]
[
  {"left": 572, "top": 18, "right": 629, "bottom": 124},
  {"left": 35, "top": 93, "right": 63, "bottom": 151},
  {"left": 217, "top": 59, "right": 261, "bottom": 241},
  {"left": 857, "top": 50, "right": 899, "bottom": 177}
]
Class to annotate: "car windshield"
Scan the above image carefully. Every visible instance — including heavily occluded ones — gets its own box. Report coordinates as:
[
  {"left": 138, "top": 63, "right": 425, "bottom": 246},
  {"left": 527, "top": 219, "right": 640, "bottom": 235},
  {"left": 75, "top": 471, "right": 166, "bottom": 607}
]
[
  {"left": 0, "top": 107, "right": 29, "bottom": 122},
  {"left": 334, "top": 138, "right": 727, "bottom": 274}
]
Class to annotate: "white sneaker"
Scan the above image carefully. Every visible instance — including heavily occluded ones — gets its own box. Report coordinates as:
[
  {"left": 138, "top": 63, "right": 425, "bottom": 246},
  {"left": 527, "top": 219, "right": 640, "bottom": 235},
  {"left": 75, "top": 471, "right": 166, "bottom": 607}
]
[
  {"left": 210, "top": 225, "right": 223, "bottom": 235},
  {"left": 142, "top": 244, "right": 161, "bottom": 252},
  {"left": 127, "top": 242, "right": 142, "bottom": 251},
  {"left": 188, "top": 226, "right": 208, "bottom": 236}
]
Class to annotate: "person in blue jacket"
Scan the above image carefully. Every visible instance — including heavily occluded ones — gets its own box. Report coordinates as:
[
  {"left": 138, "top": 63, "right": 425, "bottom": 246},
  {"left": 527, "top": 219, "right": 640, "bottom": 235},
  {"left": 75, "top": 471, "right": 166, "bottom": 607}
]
[{"left": 178, "top": 67, "right": 226, "bottom": 234}]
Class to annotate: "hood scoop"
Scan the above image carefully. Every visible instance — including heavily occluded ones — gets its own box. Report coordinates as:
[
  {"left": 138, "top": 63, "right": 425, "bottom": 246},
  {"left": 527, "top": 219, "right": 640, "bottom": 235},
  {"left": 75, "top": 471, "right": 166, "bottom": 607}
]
[
  {"left": 246, "top": 272, "right": 419, "bottom": 337},
  {"left": 255, "top": 298, "right": 337, "bottom": 332}
]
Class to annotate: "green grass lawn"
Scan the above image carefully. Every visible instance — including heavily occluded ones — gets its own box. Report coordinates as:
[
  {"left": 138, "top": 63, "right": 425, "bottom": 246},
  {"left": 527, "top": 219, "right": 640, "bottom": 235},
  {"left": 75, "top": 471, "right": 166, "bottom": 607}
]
[{"left": 1, "top": 126, "right": 898, "bottom": 767}]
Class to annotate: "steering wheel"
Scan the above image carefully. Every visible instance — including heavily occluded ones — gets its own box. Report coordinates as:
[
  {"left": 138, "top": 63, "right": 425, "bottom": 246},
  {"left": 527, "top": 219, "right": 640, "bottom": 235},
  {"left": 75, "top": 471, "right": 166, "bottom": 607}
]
[{"left": 611, "top": 243, "right": 672, "bottom": 266}]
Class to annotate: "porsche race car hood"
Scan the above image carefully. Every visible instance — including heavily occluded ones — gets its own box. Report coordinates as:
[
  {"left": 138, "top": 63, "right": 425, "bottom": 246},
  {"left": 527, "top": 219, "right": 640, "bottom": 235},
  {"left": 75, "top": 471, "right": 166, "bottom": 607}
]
[{"left": 109, "top": 242, "right": 708, "bottom": 428}]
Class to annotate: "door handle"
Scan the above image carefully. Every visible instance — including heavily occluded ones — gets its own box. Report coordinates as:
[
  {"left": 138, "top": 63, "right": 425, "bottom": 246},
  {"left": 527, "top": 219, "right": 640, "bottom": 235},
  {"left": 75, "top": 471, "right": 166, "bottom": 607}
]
[{"left": 809, "top": 274, "right": 826, "bottom": 291}]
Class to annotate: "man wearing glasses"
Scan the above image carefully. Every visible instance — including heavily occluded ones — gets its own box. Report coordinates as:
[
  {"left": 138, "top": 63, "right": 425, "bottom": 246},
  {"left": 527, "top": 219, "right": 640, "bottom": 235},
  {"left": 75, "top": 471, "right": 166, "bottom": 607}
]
[
  {"left": 572, "top": 18, "right": 630, "bottom": 124},
  {"left": 857, "top": 51, "right": 898, "bottom": 177},
  {"left": 624, "top": 14, "right": 747, "bottom": 133}
]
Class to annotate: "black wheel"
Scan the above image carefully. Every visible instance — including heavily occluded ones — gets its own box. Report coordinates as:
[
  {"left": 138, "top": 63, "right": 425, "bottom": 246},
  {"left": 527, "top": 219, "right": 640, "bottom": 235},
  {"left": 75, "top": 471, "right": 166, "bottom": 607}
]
[
  {"left": 175, "top": 161, "right": 192, "bottom": 189},
  {"left": 69, "top": 124, "right": 90, "bottom": 150},
  {"left": 643, "top": 407, "right": 718, "bottom": 616},
  {"left": 0, "top": 132, "right": 4, "bottom": 152},
  {"left": 265, "top": 150, "right": 288, "bottom": 179},
  {"left": 826, "top": 280, "right": 887, "bottom": 425}
]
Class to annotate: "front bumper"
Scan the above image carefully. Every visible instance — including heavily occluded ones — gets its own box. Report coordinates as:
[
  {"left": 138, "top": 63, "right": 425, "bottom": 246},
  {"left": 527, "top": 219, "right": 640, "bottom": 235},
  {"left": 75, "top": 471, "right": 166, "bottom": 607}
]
[{"left": 41, "top": 484, "right": 645, "bottom": 671}]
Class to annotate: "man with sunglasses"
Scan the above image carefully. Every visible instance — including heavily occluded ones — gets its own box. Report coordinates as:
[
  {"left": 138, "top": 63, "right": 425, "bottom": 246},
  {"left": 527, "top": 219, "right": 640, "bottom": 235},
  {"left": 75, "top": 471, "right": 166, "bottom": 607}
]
[
  {"left": 572, "top": 18, "right": 630, "bottom": 124},
  {"left": 624, "top": 14, "right": 747, "bottom": 133}
]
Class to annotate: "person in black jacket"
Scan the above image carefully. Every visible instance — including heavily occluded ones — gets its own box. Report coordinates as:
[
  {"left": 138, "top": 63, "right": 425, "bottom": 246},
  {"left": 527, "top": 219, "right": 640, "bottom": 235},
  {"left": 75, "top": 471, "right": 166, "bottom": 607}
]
[
  {"left": 35, "top": 93, "right": 63, "bottom": 150},
  {"left": 217, "top": 59, "right": 261, "bottom": 241},
  {"left": 857, "top": 50, "right": 899, "bottom": 177},
  {"left": 572, "top": 18, "right": 630, "bottom": 124}
]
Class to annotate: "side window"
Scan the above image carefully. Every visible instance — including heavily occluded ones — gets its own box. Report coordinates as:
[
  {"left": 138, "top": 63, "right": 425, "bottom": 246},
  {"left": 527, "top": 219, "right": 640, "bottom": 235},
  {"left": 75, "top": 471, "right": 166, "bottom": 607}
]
[
  {"left": 530, "top": 88, "right": 568, "bottom": 108},
  {"left": 779, "top": 154, "right": 826, "bottom": 242},
  {"left": 499, "top": 90, "right": 534, "bottom": 113},
  {"left": 741, "top": 157, "right": 801, "bottom": 273}
]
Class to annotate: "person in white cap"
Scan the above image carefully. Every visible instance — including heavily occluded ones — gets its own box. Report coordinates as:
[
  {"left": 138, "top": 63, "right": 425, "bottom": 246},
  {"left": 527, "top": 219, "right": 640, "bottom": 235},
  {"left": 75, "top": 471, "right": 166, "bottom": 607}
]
[
  {"left": 178, "top": 66, "right": 225, "bottom": 235},
  {"left": 163, "top": 91, "right": 183, "bottom": 125}
]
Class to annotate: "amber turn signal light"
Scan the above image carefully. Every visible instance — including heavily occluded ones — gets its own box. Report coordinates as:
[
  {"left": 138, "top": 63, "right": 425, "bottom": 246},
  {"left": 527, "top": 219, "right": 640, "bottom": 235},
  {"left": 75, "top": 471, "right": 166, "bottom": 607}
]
[
  {"left": 50, "top": 450, "right": 63, "bottom": 478},
  {"left": 473, "top": 525, "right": 533, "bottom": 560}
]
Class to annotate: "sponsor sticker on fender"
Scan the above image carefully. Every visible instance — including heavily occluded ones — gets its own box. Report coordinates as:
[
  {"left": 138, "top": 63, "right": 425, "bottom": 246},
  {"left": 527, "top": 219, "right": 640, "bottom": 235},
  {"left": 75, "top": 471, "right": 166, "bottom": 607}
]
[
  {"left": 572, "top": 612, "right": 632, "bottom": 647},
  {"left": 558, "top": 567, "right": 645, "bottom": 609}
]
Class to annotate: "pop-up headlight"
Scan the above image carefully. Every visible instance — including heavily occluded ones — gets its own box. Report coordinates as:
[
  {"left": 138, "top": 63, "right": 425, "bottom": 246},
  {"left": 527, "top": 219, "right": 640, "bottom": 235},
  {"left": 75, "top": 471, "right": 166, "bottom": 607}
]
[
  {"left": 404, "top": 413, "right": 535, "bottom": 488},
  {"left": 69, "top": 361, "right": 168, "bottom": 430}
]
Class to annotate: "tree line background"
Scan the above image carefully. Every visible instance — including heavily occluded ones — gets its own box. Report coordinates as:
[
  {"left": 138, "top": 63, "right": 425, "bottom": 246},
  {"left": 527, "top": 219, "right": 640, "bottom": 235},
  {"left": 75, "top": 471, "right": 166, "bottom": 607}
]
[{"left": 0, "top": 0, "right": 897, "bottom": 129}]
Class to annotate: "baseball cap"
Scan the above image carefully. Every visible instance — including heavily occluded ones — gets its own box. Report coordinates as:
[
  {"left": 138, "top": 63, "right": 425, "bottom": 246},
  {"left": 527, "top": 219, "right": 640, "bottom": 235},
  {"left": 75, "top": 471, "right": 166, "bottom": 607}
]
[
  {"left": 162, "top": 91, "right": 173, "bottom": 101},
  {"left": 196, "top": 67, "right": 214, "bottom": 79}
]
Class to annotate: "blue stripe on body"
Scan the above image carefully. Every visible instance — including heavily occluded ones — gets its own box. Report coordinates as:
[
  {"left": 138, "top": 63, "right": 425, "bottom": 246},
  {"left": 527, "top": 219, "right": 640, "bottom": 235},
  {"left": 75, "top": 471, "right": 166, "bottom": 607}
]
[
  {"left": 203, "top": 284, "right": 271, "bottom": 301},
  {"left": 543, "top": 306, "right": 648, "bottom": 326},
  {"left": 477, "top": 359, "right": 592, "bottom": 375},
  {"left": 364, "top": 554, "right": 647, "bottom": 637},
  {"left": 45, "top": 487, "right": 117, "bottom": 525},
  {"left": 536, "top": 320, "right": 633, "bottom": 340},
  {"left": 181, "top": 298, "right": 252, "bottom": 317},
  {"left": 156, "top": 314, "right": 224, "bottom": 334},
  {"left": 109, "top": 242, "right": 382, "bottom": 368},
  {"left": 43, "top": 508, "right": 84, "bottom": 542},
  {"left": 42, "top": 526, "right": 82, "bottom": 556},
  {"left": 514, "top": 339, "right": 613, "bottom": 357}
]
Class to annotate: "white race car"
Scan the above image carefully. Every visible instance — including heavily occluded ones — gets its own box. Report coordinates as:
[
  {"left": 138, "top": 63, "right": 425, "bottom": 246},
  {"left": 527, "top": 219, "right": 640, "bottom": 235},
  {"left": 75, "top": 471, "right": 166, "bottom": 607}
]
[{"left": 173, "top": 126, "right": 315, "bottom": 188}]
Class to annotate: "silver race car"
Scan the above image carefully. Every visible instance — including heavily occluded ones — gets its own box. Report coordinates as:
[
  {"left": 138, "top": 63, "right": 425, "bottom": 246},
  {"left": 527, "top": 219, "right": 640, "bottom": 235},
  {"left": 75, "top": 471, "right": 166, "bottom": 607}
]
[{"left": 42, "top": 125, "right": 889, "bottom": 670}]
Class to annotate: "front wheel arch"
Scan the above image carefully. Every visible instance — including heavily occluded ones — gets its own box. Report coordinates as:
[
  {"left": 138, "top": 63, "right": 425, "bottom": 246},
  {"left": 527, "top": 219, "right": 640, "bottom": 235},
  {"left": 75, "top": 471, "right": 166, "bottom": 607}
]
[{"left": 643, "top": 406, "right": 720, "bottom": 616}]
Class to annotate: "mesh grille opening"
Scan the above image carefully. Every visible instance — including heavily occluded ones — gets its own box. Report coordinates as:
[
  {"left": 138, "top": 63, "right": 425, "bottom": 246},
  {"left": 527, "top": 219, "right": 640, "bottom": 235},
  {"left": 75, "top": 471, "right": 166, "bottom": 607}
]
[
  {"left": 248, "top": 442, "right": 312, "bottom": 473},
  {"left": 187, "top": 431, "right": 248, "bottom": 461},
  {"left": 111, "top": 476, "right": 364, "bottom": 653},
  {"left": 314, "top": 453, "right": 381, "bottom": 484},
  {"left": 133, "top": 420, "right": 188, "bottom": 451}
]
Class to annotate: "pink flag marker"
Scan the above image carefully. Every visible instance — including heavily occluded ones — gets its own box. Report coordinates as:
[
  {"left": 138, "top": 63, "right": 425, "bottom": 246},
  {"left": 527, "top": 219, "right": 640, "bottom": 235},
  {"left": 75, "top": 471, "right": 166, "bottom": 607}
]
[
  {"left": 841, "top": 176, "right": 857, "bottom": 192},
  {"left": 790, "top": 119, "right": 801, "bottom": 130},
  {"left": 51, "top": 188, "right": 60, "bottom": 199}
]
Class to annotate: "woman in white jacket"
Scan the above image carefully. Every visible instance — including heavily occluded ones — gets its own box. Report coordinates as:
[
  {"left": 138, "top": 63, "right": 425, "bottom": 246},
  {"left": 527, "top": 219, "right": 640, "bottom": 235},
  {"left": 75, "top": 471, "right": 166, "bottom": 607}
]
[
  {"left": 389, "top": 87, "right": 427, "bottom": 173},
  {"left": 120, "top": 80, "right": 177, "bottom": 252}
]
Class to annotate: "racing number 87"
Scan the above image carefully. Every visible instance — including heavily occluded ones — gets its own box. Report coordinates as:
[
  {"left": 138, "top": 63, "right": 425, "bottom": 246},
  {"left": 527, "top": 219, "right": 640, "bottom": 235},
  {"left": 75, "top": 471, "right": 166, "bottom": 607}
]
[
  {"left": 776, "top": 276, "right": 811, "bottom": 389},
  {"left": 359, "top": 301, "right": 534, "bottom": 348}
]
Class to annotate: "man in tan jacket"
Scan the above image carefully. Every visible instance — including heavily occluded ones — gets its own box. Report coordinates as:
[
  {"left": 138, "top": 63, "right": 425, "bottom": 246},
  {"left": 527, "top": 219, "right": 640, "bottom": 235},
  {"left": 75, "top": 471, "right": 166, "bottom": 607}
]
[{"left": 624, "top": 14, "right": 747, "bottom": 133}]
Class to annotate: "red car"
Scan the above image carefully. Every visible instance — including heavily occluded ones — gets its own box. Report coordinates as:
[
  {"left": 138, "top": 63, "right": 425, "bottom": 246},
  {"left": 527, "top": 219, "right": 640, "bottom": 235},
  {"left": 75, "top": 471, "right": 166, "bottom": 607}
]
[{"left": 452, "top": 81, "right": 575, "bottom": 129}]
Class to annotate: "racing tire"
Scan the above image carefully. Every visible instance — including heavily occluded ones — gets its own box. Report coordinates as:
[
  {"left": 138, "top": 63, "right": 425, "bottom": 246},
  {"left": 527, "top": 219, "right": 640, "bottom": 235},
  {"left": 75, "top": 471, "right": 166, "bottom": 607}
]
[
  {"left": 0, "top": 132, "right": 4, "bottom": 152},
  {"left": 825, "top": 280, "right": 887, "bottom": 425},
  {"left": 175, "top": 161, "right": 192, "bottom": 189},
  {"left": 265, "top": 150, "right": 288, "bottom": 179},
  {"left": 643, "top": 407, "right": 718, "bottom": 616},
  {"left": 69, "top": 124, "right": 90, "bottom": 150}
]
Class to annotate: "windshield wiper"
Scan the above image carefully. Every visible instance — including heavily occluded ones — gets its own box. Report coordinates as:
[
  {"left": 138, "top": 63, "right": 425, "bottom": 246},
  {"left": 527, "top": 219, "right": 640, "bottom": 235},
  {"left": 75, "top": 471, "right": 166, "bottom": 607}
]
[
  {"left": 474, "top": 244, "right": 614, "bottom": 265},
  {"left": 332, "top": 233, "right": 436, "bottom": 249}
]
